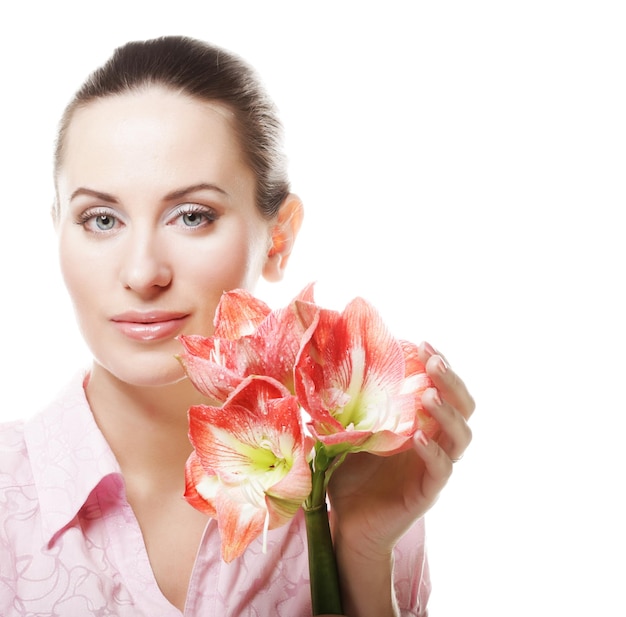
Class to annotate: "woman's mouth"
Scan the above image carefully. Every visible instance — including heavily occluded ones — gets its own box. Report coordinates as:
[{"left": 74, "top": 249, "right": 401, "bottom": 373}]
[{"left": 110, "top": 311, "right": 190, "bottom": 342}]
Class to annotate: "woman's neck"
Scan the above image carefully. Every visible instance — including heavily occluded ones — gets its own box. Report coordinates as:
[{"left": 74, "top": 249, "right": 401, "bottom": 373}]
[{"left": 85, "top": 362, "right": 208, "bottom": 494}]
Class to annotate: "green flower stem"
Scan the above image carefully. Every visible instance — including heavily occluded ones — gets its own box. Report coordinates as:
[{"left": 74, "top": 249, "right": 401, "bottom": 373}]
[
  {"left": 304, "top": 453, "right": 343, "bottom": 616},
  {"left": 304, "top": 502, "right": 343, "bottom": 616}
]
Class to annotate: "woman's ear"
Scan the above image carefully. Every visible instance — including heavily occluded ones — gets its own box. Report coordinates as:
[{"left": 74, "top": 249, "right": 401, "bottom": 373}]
[{"left": 263, "top": 194, "right": 304, "bottom": 282}]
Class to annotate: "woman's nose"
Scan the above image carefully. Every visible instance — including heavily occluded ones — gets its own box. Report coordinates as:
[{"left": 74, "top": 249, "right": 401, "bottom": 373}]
[{"left": 119, "top": 231, "right": 172, "bottom": 294}]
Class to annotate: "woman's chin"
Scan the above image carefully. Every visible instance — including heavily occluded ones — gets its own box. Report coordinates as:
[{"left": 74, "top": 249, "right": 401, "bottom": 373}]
[{"left": 90, "top": 357, "right": 188, "bottom": 390}]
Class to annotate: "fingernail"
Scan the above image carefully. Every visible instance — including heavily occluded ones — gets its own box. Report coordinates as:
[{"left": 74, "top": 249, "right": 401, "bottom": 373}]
[
  {"left": 432, "top": 388, "right": 443, "bottom": 407},
  {"left": 415, "top": 430, "right": 429, "bottom": 447},
  {"left": 436, "top": 356, "right": 448, "bottom": 375},
  {"left": 423, "top": 341, "right": 436, "bottom": 356}
]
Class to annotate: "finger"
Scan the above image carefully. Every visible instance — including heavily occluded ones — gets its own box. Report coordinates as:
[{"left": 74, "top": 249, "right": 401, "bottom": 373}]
[
  {"left": 417, "top": 340, "right": 452, "bottom": 367},
  {"left": 418, "top": 341, "right": 475, "bottom": 420},
  {"left": 412, "top": 429, "right": 453, "bottom": 502},
  {"left": 422, "top": 387, "right": 473, "bottom": 461}
]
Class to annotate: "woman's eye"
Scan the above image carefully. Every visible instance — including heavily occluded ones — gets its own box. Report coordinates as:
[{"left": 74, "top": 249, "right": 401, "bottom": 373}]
[
  {"left": 76, "top": 210, "right": 120, "bottom": 233},
  {"left": 181, "top": 211, "right": 204, "bottom": 227},
  {"left": 172, "top": 204, "right": 218, "bottom": 229},
  {"left": 93, "top": 214, "right": 116, "bottom": 231}
]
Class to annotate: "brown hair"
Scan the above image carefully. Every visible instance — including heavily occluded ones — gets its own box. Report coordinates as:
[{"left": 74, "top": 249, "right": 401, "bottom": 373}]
[{"left": 53, "top": 35, "right": 290, "bottom": 219}]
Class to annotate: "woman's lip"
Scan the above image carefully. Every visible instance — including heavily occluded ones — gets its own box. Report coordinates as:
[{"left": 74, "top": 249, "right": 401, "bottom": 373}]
[
  {"left": 111, "top": 312, "right": 190, "bottom": 342},
  {"left": 111, "top": 310, "right": 189, "bottom": 323}
]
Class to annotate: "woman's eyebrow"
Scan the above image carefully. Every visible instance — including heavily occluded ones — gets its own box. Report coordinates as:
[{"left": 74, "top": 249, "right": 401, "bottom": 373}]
[
  {"left": 70, "top": 188, "right": 118, "bottom": 203},
  {"left": 165, "top": 183, "right": 228, "bottom": 200},
  {"left": 69, "top": 183, "right": 228, "bottom": 204}
]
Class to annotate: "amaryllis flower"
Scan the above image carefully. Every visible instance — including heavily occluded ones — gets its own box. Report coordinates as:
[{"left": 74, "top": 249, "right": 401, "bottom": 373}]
[
  {"left": 184, "top": 376, "right": 313, "bottom": 562},
  {"left": 177, "top": 285, "right": 318, "bottom": 402},
  {"left": 295, "top": 297, "right": 436, "bottom": 457}
]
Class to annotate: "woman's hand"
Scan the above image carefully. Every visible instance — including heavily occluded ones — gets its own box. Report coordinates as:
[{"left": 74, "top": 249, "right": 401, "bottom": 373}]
[{"left": 326, "top": 341, "right": 475, "bottom": 616}]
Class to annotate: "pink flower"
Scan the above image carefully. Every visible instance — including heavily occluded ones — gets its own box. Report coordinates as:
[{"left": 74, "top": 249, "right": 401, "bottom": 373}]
[
  {"left": 295, "top": 297, "right": 436, "bottom": 457},
  {"left": 180, "top": 283, "right": 437, "bottom": 577},
  {"left": 177, "top": 285, "right": 318, "bottom": 402},
  {"left": 184, "top": 376, "right": 313, "bottom": 562}
]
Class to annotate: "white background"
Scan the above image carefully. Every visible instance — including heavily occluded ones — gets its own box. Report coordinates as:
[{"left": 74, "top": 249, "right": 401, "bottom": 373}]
[{"left": 1, "top": 1, "right": 624, "bottom": 615}]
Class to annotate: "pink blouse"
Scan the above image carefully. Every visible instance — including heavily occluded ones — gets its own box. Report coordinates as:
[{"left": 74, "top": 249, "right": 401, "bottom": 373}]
[{"left": 0, "top": 374, "right": 430, "bottom": 616}]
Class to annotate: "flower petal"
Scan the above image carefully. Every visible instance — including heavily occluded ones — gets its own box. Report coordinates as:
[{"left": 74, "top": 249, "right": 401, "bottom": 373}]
[
  {"left": 215, "top": 491, "right": 267, "bottom": 562},
  {"left": 399, "top": 340, "right": 439, "bottom": 437},
  {"left": 186, "top": 376, "right": 312, "bottom": 561},
  {"left": 296, "top": 297, "right": 433, "bottom": 455},
  {"left": 184, "top": 451, "right": 218, "bottom": 517},
  {"left": 178, "top": 285, "right": 320, "bottom": 401},
  {"left": 177, "top": 336, "right": 242, "bottom": 401},
  {"left": 213, "top": 288, "right": 272, "bottom": 339}
]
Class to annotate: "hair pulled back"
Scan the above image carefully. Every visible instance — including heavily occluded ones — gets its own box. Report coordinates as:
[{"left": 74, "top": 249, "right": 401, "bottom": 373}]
[{"left": 54, "top": 36, "right": 290, "bottom": 219}]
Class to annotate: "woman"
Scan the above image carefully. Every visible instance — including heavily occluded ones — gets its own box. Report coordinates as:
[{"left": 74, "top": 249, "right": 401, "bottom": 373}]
[{"left": 0, "top": 36, "right": 474, "bottom": 616}]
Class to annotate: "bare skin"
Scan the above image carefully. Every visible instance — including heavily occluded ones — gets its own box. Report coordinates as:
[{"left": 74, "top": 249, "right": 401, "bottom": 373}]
[
  {"left": 85, "top": 365, "right": 212, "bottom": 611},
  {"left": 128, "top": 487, "right": 207, "bottom": 611}
]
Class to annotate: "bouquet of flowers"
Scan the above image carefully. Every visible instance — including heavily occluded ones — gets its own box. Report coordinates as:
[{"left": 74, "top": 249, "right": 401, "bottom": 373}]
[{"left": 177, "top": 284, "right": 438, "bottom": 615}]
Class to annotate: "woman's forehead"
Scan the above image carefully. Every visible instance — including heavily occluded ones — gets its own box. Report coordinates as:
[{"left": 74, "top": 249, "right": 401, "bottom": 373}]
[
  {"left": 62, "top": 88, "right": 243, "bottom": 168},
  {"left": 71, "top": 86, "right": 236, "bottom": 129},
  {"left": 56, "top": 88, "right": 255, "bottom": 202}
]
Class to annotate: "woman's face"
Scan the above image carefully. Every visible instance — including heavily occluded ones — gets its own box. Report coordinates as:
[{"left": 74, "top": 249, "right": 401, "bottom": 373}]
[{"left": 56, "top": 87, "right": 275, "bottom": 387}]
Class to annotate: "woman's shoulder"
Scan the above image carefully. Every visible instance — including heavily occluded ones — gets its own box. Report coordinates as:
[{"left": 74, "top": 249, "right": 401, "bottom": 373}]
[
  {"left": 0, "top": 419, "right": 36, "bottom": 534},
  {"left": 0, "top": 373, "right": 90, "bottom": 491},
  {"left": 0, "top": 419, "right": 29, "bottom": 472},
  {"left": 1, "top": 418, "right": 40, "bottom": 531}
]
